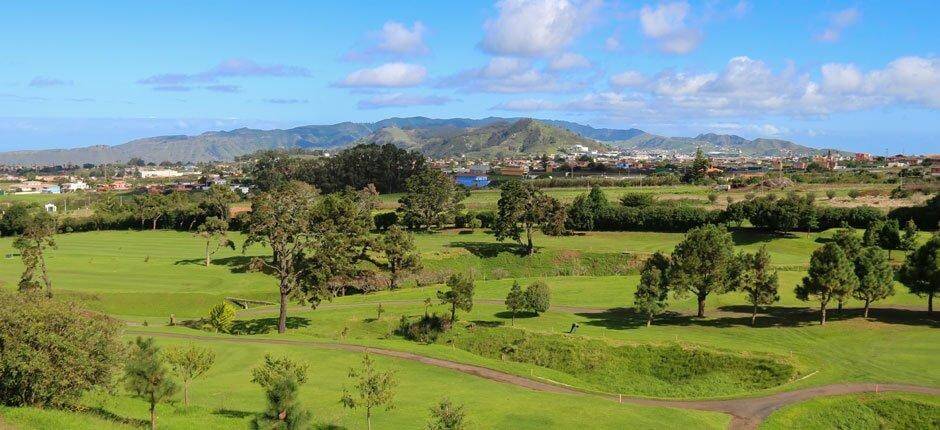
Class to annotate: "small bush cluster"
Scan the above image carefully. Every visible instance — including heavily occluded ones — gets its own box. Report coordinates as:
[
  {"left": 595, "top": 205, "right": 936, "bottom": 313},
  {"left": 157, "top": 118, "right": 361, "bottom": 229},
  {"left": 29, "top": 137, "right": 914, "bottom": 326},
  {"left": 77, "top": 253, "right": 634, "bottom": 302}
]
[{"left": 397, "top": 313, "right": 452, "bottom": 344}]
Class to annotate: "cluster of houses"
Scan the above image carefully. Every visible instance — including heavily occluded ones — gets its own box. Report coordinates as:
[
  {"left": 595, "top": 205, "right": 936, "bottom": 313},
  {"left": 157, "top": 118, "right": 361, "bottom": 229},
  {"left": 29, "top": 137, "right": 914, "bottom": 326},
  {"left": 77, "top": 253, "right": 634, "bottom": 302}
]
[{"left": 428, "top": 149, "right": 940, "bottom": 188}]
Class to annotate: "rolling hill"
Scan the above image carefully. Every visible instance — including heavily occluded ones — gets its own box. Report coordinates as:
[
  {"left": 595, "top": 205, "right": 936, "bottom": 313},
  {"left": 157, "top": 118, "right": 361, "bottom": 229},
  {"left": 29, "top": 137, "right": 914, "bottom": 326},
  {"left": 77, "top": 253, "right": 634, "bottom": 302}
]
[{"left": 0, "top": 116, "right": 841, "bottom": 165}]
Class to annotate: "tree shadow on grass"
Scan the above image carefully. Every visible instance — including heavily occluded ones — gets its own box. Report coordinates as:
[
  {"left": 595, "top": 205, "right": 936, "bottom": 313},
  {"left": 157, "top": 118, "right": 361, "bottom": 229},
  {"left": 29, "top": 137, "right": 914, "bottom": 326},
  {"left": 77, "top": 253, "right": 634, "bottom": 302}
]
[
  {"left": 213, "top": 408, "right": 254, "bottom": 419},
  {"left": 174, "top": 255, "right": 258, "bottom": 274},
  {"left": 471, "top": 319, "right": 505, "bottom": 328},
  {"left": 231, "top": 316, "right": 311, "bottom": 335},
  {"left": 577, "top": 305, "right": 939, "bottom": 330},
  {"left": 448, "top": 241, "right": 529, "bottom": 258},
  {"left": 730, "top": 229, "right": 796, "bottom": 246},
  {"left": 493, "top": 311, "right": 538, "bottom": 320},
  {"left": 86, "top": 407, "right": 149, "bottom": 428}
]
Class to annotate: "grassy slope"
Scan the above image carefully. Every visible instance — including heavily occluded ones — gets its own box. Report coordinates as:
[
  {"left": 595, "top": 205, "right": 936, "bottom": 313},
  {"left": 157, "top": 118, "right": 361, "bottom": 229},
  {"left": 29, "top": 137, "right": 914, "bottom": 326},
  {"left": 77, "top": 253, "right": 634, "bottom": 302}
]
[
  {"left": 0, "top": 336, "right": 728, "bottom": 430},
  {"left": 760, "top": 392, "right": 940, "bottom": 430}
]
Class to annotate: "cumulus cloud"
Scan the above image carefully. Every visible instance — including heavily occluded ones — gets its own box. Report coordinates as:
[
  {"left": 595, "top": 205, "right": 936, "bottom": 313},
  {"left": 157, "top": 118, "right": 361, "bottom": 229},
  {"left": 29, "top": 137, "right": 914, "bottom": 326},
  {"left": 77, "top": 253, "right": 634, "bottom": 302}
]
[
  {"left": 346, "top": 21, "right": 429, "bottom": 60},
  {"left": 481, "top": 0, "right": 600, "bottom": 57},
  {"left": 816, "top": 7, "right": 860, "bottom": 42},
  {"left": 29, "top": 76, "right": 73, "bottom": 87},
  {"left": 548, "top": 52, "right": 591, "bottom": 70},
  {"left": 377, "top": 21, "right": 429, "bottom": 55},
  {"left": 492, "top": 55, "right": 940, "bottom": 119},
  {"left": 604, "top": 36, "right": 621, "bottom": 52},
  {"left": 639, "top": 1, "right": 702, "bottom": 54},
  {"left": 357, "top": 92, "right": 452, "bottom": 109},
  {"left": 439, "top": 57, "right": 578, "bottom": 93},
  {"left": 340, "top": 62, "right": 427, "bottom": 87}
]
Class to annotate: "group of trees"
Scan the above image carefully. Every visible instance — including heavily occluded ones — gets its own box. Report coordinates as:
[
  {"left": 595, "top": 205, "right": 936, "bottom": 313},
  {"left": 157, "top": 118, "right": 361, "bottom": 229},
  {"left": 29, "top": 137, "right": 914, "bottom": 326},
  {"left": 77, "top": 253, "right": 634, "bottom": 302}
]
[
  {"left": 504, "top": 280, "right": 551, "bottom": 324},
  {"left": 632, "top": 225, "right": 781, "bottom": 325},
  {"left": 245, "top": 181, "right": 424, "bottom": 334},
  {"left": 250, "top": 144, "right": 427, "bottom": 194}
]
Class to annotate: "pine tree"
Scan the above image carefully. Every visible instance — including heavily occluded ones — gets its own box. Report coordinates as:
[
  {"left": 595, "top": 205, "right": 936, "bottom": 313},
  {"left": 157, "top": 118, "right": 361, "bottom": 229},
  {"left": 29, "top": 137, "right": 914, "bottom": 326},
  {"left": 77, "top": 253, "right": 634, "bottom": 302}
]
[
  {"left": 341, "top": 354, "right": 397, "bottom": 430},
  {"left": 852, "top": 246, "right": 895, "bottom": 318},
  {"left": 633, "top": 252, "right": 670, "bottom": 327},
  {"left": 796, "top": 243, "right": 858, "bottom": 324},
  {"left": 504, "top": 281, "right": 526, "bottom": 326},
  {"left": 124, "top": 337, "right": 178, "bottom": 430}
]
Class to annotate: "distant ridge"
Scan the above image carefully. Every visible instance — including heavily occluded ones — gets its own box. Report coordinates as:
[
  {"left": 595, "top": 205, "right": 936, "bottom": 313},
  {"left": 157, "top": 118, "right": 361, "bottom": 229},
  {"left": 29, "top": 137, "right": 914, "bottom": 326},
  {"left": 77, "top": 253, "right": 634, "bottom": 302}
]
[{"left": 0, "top": 116, "right": 841, "bottom": 165}]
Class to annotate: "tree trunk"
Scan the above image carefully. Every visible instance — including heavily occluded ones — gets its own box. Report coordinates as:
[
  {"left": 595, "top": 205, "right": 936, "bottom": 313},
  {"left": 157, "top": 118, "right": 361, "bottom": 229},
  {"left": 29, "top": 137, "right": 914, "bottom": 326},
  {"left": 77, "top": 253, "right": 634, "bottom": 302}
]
[
  {"left": 205, "top": 240, "right": 211, "bottom": 267},
  {"left": 39, "top": 256, "right": 53, "bottom": 298},
  {"left": 183, "top": 382, "right": 189, "bottom": 407},
  {"left": 751, "top": 304, "right": 758, "bottom": 326},
  {"left": 511, "top": 310, "right": 515, "bottom": 326},
  {"left": 837, "top": 298, "right": 844, "bottom": 311},
  {"left": 150, "top": 403, "right": 157, "bottom": 430},
  {"left": 929, "top": 293, "right": 934, "bottom": 314},
  {"left": 646, "top": 315, "right": 652, "bottom": 327},
  {"left": 367, "top": 409, "right": 372, "bottom": 430},
  {"left": 525, "top": 224, "right": 534, "bottom": 255},
  {"left": 696, "top": 293, "right": 706, "bottom": 318},
  {"left": 864, "top": 299, "right": 871, "bottom": 318},
  {"left": 277, "top": 286, "right": 288, "bottom": 334},
  {"left": 451, "top": 302, "right": 457, "bottom": 322},
  {"left": 820, "top": 302, "right": 827, "bottom": 325}
]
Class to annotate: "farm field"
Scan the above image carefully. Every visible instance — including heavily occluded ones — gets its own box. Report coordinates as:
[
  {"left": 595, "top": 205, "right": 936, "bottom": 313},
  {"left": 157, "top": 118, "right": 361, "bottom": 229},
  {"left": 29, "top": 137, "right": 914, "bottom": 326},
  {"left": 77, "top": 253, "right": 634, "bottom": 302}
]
[{"left": 0, "top": 224, "right": 937, "bottom": 429}]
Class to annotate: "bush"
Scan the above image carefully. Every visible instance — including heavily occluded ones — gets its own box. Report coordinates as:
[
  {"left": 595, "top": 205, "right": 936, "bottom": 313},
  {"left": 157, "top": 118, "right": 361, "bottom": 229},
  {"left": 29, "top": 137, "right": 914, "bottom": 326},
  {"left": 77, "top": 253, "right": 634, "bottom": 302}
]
[
  {"left": 817, "top": 206, "right": 885, "bottom": 230},
  {"left": 0, "top": 292, "right": 123, "bottom": 407},
  {"left": 619, "top": 193, "right": 655, "bottom": 207},
  {"left": 453, "top": 212, "right": 475, "bottom": 229},
  {"left": 826, "top": 190, "right": 837, "bottom": 200},
  {"left": 848, "top": 189, "right": 861, "bottom": 200},
  {"left": 207, "top": 302, "right": 237, "bottom": 333},
  {"left": 888, "top": 194, "right": 940, "bottom": 230},
  {"left": 475, "top": 211, "right": 496, "bottom": 229},
  {"left": 889, "top": 187, "right": 913, "bottom": 199},
  {"left": 398, "top": 313, "right": 452, "bottom": 344},
  {"left": 594, "top": 205, "right": 720, "bottom": 232}
]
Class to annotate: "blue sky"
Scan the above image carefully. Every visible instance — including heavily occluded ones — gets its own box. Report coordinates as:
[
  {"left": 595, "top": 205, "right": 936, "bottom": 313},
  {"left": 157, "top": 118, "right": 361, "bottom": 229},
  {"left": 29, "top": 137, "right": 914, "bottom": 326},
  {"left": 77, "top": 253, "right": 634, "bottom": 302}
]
[{"left": 1, "top": 0, "right": 938, "bottom": 153}]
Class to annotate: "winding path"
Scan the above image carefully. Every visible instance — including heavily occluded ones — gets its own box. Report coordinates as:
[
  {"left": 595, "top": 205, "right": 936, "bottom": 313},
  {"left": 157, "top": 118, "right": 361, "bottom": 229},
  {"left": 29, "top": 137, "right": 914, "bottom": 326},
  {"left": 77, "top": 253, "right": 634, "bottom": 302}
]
[{"left": 128, "top": 329, "right": 940, "bottom": 430}]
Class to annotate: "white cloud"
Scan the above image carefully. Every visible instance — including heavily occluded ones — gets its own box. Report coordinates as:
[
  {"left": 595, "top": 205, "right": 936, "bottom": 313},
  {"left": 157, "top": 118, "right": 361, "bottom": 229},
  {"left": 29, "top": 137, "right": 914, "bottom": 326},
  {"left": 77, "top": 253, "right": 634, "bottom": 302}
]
[
  {"left": 638, "top": 2, "right": 702, "bottom": 54},
  {"left": 604, "top": 36, "right": 621, "bottom": 52},
  {"left": 815, "top": 7, "right": 860, "bottom": 42},
  {"left": 493, "top": 55, "right": 940, "bottom": 119},
  {"left": 481, "top": 0, "right": 599, "bottom": 57},
  {"left": 377, "top": 21, "right": 429, "bottom": 55},
  {"left": 357, "top": 92, "right": 451, "bottom": 109},
  {"left": 340, "top": 62, "right": 427, "bottom": 87},
  {"left": 548, "top": 52, "right": 592, "bottom": 70},
  {"left": 440, "top": 57, "right": 577, "bottom": 93},
  {"left": 610, "top": 71, "right": 647, "bottom": 88}
]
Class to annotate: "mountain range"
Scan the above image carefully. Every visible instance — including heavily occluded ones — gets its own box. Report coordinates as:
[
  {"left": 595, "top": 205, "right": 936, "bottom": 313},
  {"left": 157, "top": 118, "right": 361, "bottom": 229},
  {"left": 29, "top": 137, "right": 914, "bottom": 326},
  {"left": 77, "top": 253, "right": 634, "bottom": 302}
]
[{"left": 0, "top": 117, "right": 843, "bottom": 165}]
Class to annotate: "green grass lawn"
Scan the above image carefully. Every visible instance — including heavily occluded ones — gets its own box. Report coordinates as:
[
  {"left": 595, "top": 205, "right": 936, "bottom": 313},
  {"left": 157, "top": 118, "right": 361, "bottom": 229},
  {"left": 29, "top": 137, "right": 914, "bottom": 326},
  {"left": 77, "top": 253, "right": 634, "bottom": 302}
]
[
  {"left": 760, "top": 392, "right": 940, "bottom": 429},
  {"left": 0, "top": 334, "right": 728, "bottom": 430},
  {"left": 0, "top": 228, "right": 844, "bottom": 319}
]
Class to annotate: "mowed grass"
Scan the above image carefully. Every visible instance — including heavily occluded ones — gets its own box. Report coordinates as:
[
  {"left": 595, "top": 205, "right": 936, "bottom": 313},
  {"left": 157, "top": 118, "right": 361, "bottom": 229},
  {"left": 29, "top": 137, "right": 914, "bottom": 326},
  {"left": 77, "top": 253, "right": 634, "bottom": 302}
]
[
  {"left": 234, "top": 298, "right": 939, "bottom": 399},
  {"left": 0, "top": 227, "right": 925, "bottom": 319},
  {"left": 0, "top": 334, "right": 729, "bottom": 430},
  {"left": 760, "top": 392, "right": 940, "bottom": 430}
]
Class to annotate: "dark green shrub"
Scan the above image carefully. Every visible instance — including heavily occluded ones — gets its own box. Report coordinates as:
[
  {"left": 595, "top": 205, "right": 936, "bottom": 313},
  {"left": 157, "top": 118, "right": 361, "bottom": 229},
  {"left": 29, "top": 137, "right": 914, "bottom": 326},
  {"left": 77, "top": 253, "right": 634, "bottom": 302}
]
[
  {"left": 373, "top": 212, "right": 399, "bottom": 230},
  {"left": 398, "top": 313, "right": 452, "bottom": 343},
  {"left": 0, "top": 292, "right": 123, "bottom": 407}
]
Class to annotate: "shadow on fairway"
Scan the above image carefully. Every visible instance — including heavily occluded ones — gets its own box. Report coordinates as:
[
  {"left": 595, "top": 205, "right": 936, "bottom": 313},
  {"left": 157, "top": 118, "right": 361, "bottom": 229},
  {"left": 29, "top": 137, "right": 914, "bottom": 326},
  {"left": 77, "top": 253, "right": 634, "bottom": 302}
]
[
  {"left": 174, "top": 255, "right": 267, "bottom": 274},
  {"left": 494, "top": 311, "right": 537, "bottom": 320},
  {"left": 87, "top": 407, "right": 149, "bottom": 428},
  {"left": 730, "top": 229, "right": 798, "bottom": 246},
  {"left": 449, "top": 241, "right": 529, "bottom": 257},
  {"left": 213, "top": 408, "right": 254, "bottom": 419},
  {"left": 231, "top": 316, "right": 311, "bottom": 335},
  {"left": 576, "top": 305, "right": 939, "bottom": 330}
]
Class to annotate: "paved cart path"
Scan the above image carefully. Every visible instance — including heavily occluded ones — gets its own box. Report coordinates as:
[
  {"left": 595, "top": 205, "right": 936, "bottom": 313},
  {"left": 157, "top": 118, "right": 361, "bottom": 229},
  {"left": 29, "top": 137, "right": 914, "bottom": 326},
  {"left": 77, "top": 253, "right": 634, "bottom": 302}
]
[{"left": 128, "top": 329, "right": 940, "bottom": 430}]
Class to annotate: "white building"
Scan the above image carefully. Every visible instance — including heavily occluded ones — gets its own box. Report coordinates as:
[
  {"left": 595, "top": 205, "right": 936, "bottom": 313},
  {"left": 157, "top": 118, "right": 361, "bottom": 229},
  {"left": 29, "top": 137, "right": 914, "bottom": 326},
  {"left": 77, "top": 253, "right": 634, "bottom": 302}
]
[
  {"left": 64, "top": 180, "right": 90, "bottom": 192},
  {"left": 139, "top": 169, "right": 189, "bottom": 178},
  {"left": 44, "top": 203, "right": 57, "bottom": 213}
]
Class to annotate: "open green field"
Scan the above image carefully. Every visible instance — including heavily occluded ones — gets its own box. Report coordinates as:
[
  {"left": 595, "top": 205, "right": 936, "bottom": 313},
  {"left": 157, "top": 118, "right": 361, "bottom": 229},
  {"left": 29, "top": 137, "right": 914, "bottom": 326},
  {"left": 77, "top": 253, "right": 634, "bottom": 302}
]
[
  {"left": 2, "top": 227, "right": 927, "bottom": 319},
  {"left": 761, "top": 392, "right": 940, "bottom": 429},
  {"left": 0, "top": 334, "right": 729, "bottom": 430},
  {"left": 0, "top": 223, "right": 937, "bottom": 429}
]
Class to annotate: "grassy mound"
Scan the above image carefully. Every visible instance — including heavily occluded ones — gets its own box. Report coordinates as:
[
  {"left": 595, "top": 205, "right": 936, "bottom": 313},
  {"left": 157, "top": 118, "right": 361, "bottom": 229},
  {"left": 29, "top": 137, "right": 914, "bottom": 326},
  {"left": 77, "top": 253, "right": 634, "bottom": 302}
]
[
  {"left": 761, "top": 392, "right": 940, "bottom": 430},
  {"left": 447, "top": 327, "right": 795, "bottom": 398}
]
